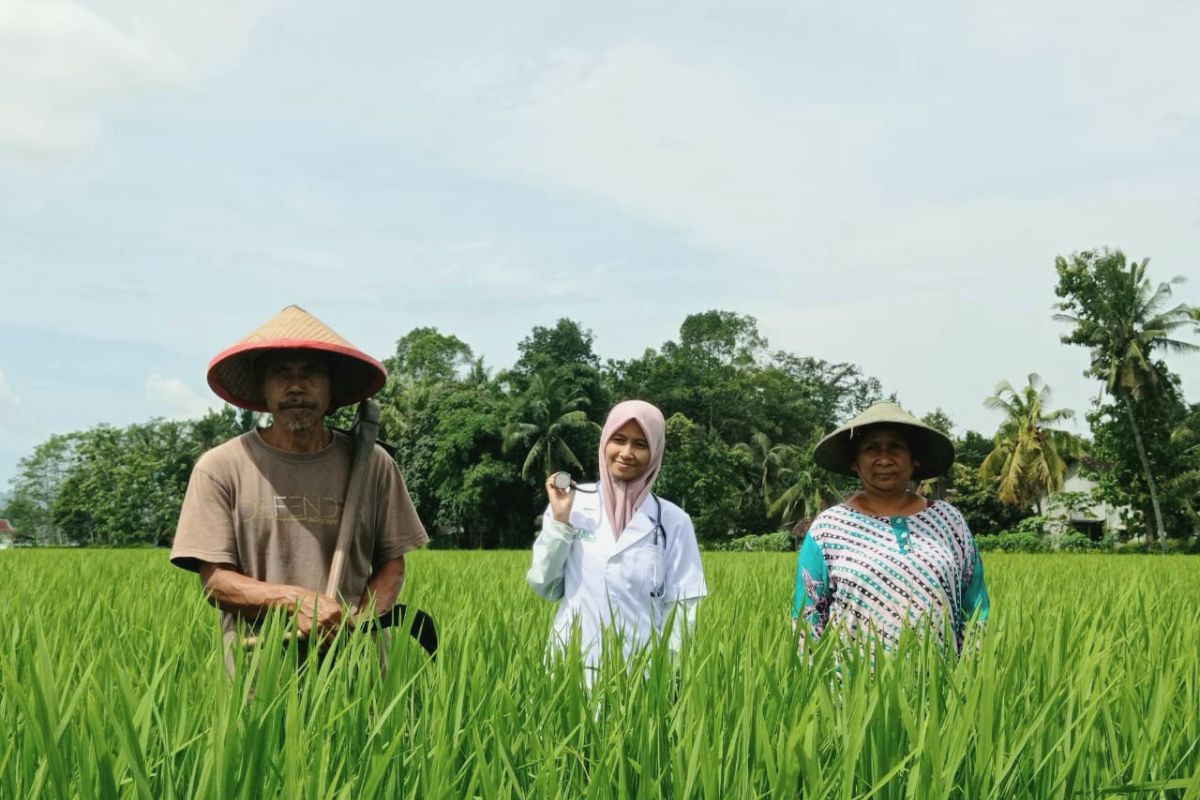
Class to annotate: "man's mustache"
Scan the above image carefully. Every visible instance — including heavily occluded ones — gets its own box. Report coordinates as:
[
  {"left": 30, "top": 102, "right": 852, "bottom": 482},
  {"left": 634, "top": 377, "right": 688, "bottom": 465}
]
[{"left": 279, "top": 399, "right": 317, "bottom": 411}]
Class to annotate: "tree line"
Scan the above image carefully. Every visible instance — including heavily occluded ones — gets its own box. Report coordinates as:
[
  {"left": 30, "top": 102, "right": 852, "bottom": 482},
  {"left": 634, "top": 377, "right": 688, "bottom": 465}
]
[{"left": 3, "top": 249, "right": 1198, "bottom": 550}]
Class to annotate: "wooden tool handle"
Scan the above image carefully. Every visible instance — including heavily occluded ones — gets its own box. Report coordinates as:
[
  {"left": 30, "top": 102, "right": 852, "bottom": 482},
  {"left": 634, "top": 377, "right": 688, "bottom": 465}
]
[{"left": 325, "top": 399, "right": 381, "bottom": 598}]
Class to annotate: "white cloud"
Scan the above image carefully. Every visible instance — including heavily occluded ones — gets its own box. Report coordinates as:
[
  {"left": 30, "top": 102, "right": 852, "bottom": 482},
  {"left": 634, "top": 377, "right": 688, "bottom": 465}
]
[
  {"left": 0, "top": 370, "right": 21, "bottom": 421},
  {"left": 420, "top": 43, "right": 874, "bottom": 273},
  {"left": 0, "top": 0, "right": 282, "bottom": 159},
  {"left": 406, "top": 0, "right": 1200, "bottom": 280},
  {"left": 0, "top": 1, "right": 187, "bottom": 156},
  {"left": 145, "top": 374, "right": 220, "bottom": 419},
  {"left": 0, "top": 370, "right": 28, "bottom": 451}
]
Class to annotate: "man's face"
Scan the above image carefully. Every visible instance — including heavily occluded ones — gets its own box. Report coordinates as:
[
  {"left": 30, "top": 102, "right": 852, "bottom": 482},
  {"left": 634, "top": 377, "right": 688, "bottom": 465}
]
[
  {"left": 259, "top": 351, "right": 332, "bottom": 433},
  {"left": 851, "top": 426, "right": 919, "bottom": 493}
]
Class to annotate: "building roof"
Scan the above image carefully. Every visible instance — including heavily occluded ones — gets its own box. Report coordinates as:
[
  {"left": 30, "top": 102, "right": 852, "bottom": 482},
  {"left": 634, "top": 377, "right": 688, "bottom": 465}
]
[{"left": 0, "top": 519, "right": 13, "bottom": 533}]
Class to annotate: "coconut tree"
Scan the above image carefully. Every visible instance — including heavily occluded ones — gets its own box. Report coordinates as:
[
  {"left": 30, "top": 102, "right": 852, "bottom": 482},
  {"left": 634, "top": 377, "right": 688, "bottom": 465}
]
[
  {"left": 1054, "top": 250, "right": 1200, "bottom": 549},
  {"left": 732, "top": 430, "right": 791, "bottom": 513},
  {"left": 980, "top": 374, "right": 1082, "bottom": 513},
  {"left": 769, "top": 442, "right": 843, "bottom": 527},
  {"left": 502, "top": 372, "right": 598, "bottom": 480}
]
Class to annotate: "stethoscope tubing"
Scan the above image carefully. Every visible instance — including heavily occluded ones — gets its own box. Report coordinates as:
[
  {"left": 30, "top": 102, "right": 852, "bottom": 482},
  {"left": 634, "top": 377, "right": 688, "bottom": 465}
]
[{"left": 550, "top": 472, "right": 666, "bottom": 548}]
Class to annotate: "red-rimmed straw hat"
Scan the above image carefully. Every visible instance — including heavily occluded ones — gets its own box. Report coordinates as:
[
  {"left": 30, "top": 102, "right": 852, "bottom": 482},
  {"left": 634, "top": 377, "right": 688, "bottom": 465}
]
[{"left": 206, "top": 305, "right": 387, "bottom": 412}]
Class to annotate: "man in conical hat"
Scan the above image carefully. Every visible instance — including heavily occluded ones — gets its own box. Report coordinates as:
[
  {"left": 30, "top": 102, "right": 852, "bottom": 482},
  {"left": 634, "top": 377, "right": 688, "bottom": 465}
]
[{"left": 171, "top": 306, "right": 429, "bottom": 673}]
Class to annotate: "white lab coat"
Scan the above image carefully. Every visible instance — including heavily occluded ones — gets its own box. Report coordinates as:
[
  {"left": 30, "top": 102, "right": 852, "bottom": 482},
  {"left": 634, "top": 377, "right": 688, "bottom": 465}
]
[{"left": 526, "top": 484, "right": 708, "bottom": 667}]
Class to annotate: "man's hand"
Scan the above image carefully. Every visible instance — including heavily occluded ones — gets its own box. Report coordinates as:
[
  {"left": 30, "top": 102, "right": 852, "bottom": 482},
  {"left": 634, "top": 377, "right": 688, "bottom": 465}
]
[
  {"left": 295, "top": 591, "right": 344, "bottom": 639},
  {"left": 200, "top": 562, "right": 349, "bottom": 640}
]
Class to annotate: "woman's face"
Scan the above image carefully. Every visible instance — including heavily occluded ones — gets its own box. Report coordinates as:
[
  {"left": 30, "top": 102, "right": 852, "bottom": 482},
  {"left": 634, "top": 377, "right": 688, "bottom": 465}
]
[
  {"left": 852, "top": 426, "right": 919, "bottom": 493},
  {"left": 605, "top": 420, "right": 653, "bottom": 481}
]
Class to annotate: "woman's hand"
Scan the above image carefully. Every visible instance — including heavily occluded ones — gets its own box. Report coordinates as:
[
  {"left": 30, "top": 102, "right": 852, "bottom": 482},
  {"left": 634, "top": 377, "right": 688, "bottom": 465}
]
[{"left": 545, "top": 473, "right": 575, "bottom": 523}]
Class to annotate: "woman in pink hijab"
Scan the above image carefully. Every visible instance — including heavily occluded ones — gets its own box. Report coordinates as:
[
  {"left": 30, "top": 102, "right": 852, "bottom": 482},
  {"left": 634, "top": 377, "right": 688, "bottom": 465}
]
[{"left": 526, "top": 400, "right": 709, "bottom": 673}]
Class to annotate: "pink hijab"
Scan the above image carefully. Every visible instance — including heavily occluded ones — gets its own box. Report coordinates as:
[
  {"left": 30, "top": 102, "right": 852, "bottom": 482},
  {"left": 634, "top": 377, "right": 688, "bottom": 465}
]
[{"left": 598, "top": 400, "right": 667, "bottom": 536}]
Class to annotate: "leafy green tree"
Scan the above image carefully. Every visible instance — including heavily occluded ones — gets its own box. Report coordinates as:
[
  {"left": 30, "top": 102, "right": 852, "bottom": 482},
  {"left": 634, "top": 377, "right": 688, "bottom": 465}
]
[
  {"left": 386, "top": 327, "right": 474, "bottom": 384},
  {"left": 916, "top": 409, "right": 956, "bottom": 499},
  {"left": 512, "top": 318, "right": 601, "bottom": 376},
  {"left": 2, "top": 433, "right": 80, "bottom": 544},
  {"left": 187, "top": 406, "right": 254, "bottom": 456},
  {"left": 945, "top": 463, "right": 1029, "bottom": 536},
  {"left": 429, "top": 384, "right": 530, "bottom": 548},
  {"left": 1167, "top": 403, "right": 1200, "bottom": 532},
  {"left": 611, "top": 311, "right": 880, "bottom": 449},
  {"left": 506, "top": 319, "right": 609, "bottom": 465},
  {"left": 1054, "top": 249, "right": 1200, "bottom": 548},
  {"left": 1084, "top": 389, "right": 1193, "bottom": 541},
  {"left": 922, "top": 409, "right": 954, "bottom": 436},
  {"left": 955, "top": 430, "right": 994, "bottom": 468},
  {"left": 756, "top": 354, "right": 882, "bottom": 442},
  {"left": 980, "top": 374, "right": 1081, "bottom": 513},
  {"left": 656, "top": 413, "right": 753, "bottom": 539},
  {"left": 48, "top": 421, "right": 195, "bottom": 546},
  {"left": 610, "top": 311, "right": 765, "bottom": 439}
]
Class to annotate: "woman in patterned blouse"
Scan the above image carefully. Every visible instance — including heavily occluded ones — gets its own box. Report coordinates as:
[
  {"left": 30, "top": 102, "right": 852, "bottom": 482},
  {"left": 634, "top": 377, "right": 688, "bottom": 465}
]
[{"left": 792, "top": 402, "right": 989, "bottom": 652}]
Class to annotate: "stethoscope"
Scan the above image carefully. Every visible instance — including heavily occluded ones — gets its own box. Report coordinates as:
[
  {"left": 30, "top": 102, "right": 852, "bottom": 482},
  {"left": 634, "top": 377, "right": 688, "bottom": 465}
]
[{"left": 551, "top": 472, "right": 667, "bottom": 548}]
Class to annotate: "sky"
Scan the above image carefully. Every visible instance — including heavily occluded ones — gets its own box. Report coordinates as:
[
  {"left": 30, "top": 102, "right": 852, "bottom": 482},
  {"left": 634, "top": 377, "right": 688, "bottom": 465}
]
[{"left": 2, "top": 0, "right": 1199, "bottom": 492}]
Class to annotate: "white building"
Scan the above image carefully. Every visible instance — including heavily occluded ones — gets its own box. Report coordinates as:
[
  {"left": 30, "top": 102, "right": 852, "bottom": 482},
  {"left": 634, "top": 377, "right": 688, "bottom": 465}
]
[{"left": 1042, "top": 462, "right": 1127, "bottom": 541}]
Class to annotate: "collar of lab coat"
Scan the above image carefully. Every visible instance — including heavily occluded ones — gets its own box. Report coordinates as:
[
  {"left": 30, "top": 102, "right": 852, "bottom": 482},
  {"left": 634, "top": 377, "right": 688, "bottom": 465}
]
[{"left": 606, "top": 503, "right": 657, "bottom": 558}]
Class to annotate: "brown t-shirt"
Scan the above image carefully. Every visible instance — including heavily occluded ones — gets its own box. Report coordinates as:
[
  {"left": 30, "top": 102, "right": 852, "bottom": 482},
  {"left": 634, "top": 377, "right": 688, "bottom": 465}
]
[{"left": 171, "top": 429, "right": 429, "bottom": 645}]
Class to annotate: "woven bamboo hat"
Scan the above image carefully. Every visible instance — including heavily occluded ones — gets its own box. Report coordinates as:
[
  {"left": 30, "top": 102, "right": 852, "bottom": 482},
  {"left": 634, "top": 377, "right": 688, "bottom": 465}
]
[
  {"left": 206, "top": 305, "right": 387, "bottom": 412},
  {"left": 812, "top": 401, "right": 955, "bottom": 480}
]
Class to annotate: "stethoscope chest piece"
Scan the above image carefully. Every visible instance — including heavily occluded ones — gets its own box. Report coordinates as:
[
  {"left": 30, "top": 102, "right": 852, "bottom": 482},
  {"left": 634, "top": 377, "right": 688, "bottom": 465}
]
[{"left": 551, "top": 472, "right": 597, "bottom": 493}]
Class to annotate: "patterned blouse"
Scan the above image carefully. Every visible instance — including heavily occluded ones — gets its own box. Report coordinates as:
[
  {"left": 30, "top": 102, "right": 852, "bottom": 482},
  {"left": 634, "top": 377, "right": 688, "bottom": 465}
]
[{"left": 792, "top": 501, "right": 989, "bottom": 652}]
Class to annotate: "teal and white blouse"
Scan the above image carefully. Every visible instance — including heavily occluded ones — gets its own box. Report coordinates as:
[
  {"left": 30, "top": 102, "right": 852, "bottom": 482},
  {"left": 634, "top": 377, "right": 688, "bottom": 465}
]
[{"left": 792, "top": 501, "right": 989, "bottom": 652}]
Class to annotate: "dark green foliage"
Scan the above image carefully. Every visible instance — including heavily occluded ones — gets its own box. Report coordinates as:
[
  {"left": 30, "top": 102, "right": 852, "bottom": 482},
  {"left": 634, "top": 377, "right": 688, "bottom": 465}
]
[
  {"left": 944, "top": 463, "right": 1029, "bottom": 537},
  {"left": 1057, "top": 529, "right": 1100, "bottom": 552},
  {"left": 1084, "top": 390, "right": 1194, "bottom": 539},
  {"left": 656, "top": 413, "right": 755, "bottom": 539},
  {"left": 427, "top": 384, "right": 531, "bottom": 548},
  {"left": 975, "top": 532, "right": 1048, "bottom": 553},
  {"left": 1, "top": 407, "right": 252, "bottom": 546},
  {"left": 386, "top": 326, "right": 474, "bottom": 384},
  {"left": 716, "top": 530, "right": 795, "bottom": 551}
]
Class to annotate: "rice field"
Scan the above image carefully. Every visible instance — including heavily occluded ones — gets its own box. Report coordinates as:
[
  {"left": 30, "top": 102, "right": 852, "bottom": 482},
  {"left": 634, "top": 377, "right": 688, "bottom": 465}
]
[{"left": 1, "top": 549, "right": 1198, "bottom": 799}]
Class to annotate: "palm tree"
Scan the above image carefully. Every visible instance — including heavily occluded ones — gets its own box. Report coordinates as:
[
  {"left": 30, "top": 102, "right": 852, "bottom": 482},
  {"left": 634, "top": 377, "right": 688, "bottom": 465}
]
[
  {"left": 732, "top": 430, "right": 791, "bottom": 513},
  {"left": 502, "top": 372, "right": 599, "bottom": 480},
  {"left": 980, "top": 374, "right": 1082, "bottom": 513},
  {"left": 1054, "top": 250, "right": 1200, "bottom": 549},
  {"left": 769, "top": 442, "right": 843, "bottom": 527}
]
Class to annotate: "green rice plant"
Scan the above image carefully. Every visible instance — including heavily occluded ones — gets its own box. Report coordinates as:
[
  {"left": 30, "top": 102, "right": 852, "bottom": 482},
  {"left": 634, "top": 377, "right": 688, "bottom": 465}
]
[{"left": 0, "top": 550, "right": 1197, "bottom": 798}]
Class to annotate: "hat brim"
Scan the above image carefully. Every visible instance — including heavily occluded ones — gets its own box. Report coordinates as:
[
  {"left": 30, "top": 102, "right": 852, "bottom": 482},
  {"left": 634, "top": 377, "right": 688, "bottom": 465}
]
[
  {"left": 207, "top": 339, "right": 387, "bottom": 413},
  {"left": 813, "top": 421, "right": 955, "bottom": 481}
]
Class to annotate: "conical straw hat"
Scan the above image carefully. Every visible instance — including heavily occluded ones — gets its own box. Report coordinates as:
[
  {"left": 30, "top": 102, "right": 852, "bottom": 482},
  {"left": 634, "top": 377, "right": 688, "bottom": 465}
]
[
  {"left": 207, "top": 305, "right": 387, "bottom": 412},
  {"left": 812, "top": 401, "right": 955, "bottom": 480}
]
